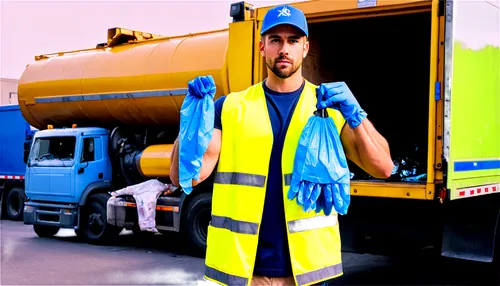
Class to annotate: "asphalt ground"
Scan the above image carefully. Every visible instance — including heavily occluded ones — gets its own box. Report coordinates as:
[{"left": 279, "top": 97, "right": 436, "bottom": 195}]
[{"left": 0, "top": 220, "right": 497, "bottom": 285}]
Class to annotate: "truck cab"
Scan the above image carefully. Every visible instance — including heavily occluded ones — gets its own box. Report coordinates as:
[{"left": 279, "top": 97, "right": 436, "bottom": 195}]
[
  {"left": 23, "top": 124, "right": 212, "bottom": 253},
  {"left": 24, "top": 126, "right": 118, "bottom": 240}
]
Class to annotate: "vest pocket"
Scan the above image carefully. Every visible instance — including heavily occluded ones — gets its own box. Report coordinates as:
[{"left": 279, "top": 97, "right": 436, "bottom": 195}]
[
  {"left": 205, "top": 224, "right": 259, "bottom": 284},
  {"left": 287, "top": 222, "right": 343, "bottom": 284}
]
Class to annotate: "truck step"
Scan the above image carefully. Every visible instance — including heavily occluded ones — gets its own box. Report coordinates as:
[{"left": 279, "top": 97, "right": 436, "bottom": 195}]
[
  {"left": 116, "top": 195, "right": 181, "bottom": 212},
  {"left": 157, "top": 196, "right": 180, "bottom": 207}
]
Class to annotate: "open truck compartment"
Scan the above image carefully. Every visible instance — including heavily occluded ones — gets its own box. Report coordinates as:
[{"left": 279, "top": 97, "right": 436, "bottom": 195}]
[{"left": 302, "top": 11, "right": 432, "bottom": 184}]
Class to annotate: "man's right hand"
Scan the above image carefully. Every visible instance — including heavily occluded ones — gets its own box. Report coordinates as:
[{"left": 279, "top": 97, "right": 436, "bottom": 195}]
[{"left": 316, "top": 82, "right": 367, "bottom": 129}]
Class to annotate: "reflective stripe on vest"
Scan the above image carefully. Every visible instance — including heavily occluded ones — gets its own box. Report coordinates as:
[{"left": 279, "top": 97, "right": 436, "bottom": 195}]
[
  {"left": 284, "top": 173, "right": 292, "bottom": 186},
  {"left": 211, "top": 215, "right": 259, "bottom": 235},
  {"left": 296, "top": 263, "right": 343, "bottom": 285},
  {"left": 288, "top": 214, "right": 338, "bottom": 233},
  {"left": 215, "top": 172, "right": 266, "bottom": 187},
  {"left": 205, "top": 265, "right": 249, "bottom": 285},
  {"left": 205, "top": 81, "right": 346, "bottom": 286}
]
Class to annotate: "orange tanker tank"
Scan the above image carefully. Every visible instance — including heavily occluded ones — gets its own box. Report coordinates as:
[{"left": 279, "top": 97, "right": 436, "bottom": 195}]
[{"left": 17, "top": 27, "right": 230, "bottom": 130}]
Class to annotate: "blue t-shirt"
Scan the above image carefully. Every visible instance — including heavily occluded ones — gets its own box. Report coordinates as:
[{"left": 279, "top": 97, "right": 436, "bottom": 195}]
[{"left": 213, "top": 80, "right": 305, "bottom": 277}]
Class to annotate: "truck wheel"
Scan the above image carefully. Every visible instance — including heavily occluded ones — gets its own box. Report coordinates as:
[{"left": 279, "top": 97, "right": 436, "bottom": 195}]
[
  {"left": 182, "top": 192, "right": 212, "bottom": 257},
  {"left": 74, "top": 228, "right": 86, "bottom": 240},
  {"left": 6, "top": 187, "right": 26, "bottom": 221},
  {"left": 81, "top": 193, "right": 122, "bottom": 244},
  {"left": 34, "top": 225, "right": 60, "bottom": 238}
]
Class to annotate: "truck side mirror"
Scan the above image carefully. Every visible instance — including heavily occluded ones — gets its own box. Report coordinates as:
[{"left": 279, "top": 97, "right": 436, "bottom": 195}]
[
  {"left": 23, "top": 132, "right": 34, "bottom": 164},
  {"left": 23, "top": 142, "right": 31, "bottom": 164}
]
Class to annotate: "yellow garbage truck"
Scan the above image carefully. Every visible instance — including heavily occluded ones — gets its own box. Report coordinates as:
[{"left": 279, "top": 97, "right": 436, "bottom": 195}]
[{"left": 19, "top": 0, "right": 499, "bottom": 264}]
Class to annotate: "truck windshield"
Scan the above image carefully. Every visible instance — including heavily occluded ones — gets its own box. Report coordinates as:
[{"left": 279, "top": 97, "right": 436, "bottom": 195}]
[{"left": 28, "top": 136, "right": 76, "bottom": 167}]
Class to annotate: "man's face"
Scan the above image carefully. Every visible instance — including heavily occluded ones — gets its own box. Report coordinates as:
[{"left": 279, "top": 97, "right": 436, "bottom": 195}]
[{"left": 260, "top": 25, "right": 309, "bottom": 79}]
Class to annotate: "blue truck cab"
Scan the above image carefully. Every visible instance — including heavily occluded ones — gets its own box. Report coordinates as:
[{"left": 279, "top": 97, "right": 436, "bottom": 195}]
[{"left": 23, "top": 126, "right": 121, "bottom": 240}]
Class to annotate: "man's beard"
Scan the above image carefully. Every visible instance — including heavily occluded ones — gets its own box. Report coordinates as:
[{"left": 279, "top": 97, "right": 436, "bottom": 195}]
[{"left": 266, "top": 56, "right": 301, "bottom": 79}]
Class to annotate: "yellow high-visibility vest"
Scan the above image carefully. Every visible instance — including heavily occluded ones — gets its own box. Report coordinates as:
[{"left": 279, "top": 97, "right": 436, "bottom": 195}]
[{"left": 204, "top": 80, "right": 346, "bottom": 286}]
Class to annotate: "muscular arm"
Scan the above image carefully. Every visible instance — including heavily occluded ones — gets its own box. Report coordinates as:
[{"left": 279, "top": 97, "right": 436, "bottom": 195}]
[
  {"left": 169, "top": 128, "right": 222, "bottom": 187},
  {"left": 341, "top": 119, "right": 394, "bottom": 179}
]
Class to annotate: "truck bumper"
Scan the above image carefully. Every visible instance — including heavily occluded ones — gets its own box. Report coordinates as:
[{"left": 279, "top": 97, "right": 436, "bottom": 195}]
[{"left": 23, "top": 201, "right": 78, "bottom": 228}]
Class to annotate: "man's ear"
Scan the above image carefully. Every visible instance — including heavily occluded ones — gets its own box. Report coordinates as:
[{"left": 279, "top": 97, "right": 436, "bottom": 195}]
[
  {"left": 259, "top": 40, "right": 265, "bottom": 57},
  {"left": 303, "top": 40, "right": 310, "bottom": 58}
]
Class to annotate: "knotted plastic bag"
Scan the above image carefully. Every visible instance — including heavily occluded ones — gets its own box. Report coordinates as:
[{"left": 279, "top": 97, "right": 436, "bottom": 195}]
[
  {"left": 287, "top": 100, "right": 351, "bottom": 215},
  {"left": 178, "top": 75, "right": 216, "bottom": 195}
]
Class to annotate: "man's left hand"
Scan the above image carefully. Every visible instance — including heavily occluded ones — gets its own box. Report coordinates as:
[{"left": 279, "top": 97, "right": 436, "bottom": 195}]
[{"left": 316, "top": 82, "right": 367, "bottom": 129}]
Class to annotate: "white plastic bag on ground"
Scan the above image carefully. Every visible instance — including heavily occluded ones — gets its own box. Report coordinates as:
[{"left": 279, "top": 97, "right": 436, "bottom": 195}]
[{"left": 111, "top": 179, "right": 169, "bottom": 233}]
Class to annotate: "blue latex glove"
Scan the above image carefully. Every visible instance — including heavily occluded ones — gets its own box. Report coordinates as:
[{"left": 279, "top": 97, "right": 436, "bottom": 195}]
[
  {"left": 178, "top": 75, "right": 216, "bottom": 195},
  {"left": 287, "top": 111, "right": 351, "bottom": 215},
  {"left": 296, "top": 181, "right": 322, "bottom": 213},
  {"left": 332, "top": 183, "right": 350, "bottom": 216},
  {"left": 316, "top": 82, "right": 368, "bottom": 129},
  {"left": 314, "top": 184, "right": 334, "bottom": 215}
]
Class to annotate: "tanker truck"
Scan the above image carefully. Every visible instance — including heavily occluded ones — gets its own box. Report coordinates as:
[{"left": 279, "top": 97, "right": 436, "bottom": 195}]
[
  {"left": 20, "top": 0, "right": 500, "bottom": 266},
  {"left": 18, "top": 25, "right": 226, "bottom": 252}
]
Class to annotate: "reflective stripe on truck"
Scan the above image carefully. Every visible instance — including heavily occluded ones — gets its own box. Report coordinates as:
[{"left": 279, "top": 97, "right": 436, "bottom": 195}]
[
  {"left": 456, "top": 183, "right": 500, "bottom": 199},
  {"left": 123, "top": 202, "right": 180, "bottom": 213},
  {"left": 0, "top": 175, "right": 25, "bottom": 179}
]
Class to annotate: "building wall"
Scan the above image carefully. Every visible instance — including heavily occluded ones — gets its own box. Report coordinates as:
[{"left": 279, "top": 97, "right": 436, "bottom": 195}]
[{"left": 0, "top": 78, "right": 19, "bottom": 106}]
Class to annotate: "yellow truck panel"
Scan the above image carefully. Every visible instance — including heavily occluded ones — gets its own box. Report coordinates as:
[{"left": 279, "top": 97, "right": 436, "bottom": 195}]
[{"left": 443, "top": 0, "right": 500, "bottom": 200}]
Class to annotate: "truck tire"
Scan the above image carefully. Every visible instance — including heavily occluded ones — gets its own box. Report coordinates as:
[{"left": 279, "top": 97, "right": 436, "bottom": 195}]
[
  {"left": 34, "top": 225, "right": 60, "bottom": 238},
  {"left": 80, "top": 193, "right": 122, "bottom": 244},
  {"left": 182, "top": 192, "right": 212, "bottom": 257},
  {"left": 5, "top": 187, "right": 25, "bottom": 221},
  {"left": 74, "top": 228, "right": 85, "bottom": 240}
]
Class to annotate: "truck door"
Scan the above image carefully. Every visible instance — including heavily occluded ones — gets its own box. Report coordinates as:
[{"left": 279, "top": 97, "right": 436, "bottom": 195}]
[
  {"left": 75, "top": 137, "right": 106, "bottom": 197},
  {"left": 443, "top": 0, "right": 500, "bottom": 200},
  {"left": 47, "top": 136, "right": 76, "bottom": 200},
  {"left": 26, "top": 136, "right": 77, "bottom": 201}
]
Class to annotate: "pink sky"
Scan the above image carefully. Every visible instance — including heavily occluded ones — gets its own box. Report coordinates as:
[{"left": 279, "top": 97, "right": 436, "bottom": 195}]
[{"left": 1, "top": 0, "right": 302, "bottom": 80}]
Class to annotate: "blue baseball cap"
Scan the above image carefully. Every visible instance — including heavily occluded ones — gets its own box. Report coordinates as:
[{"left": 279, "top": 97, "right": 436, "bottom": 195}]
[{"left": 260, "top": 5, "right": 308, "bottom": 37}]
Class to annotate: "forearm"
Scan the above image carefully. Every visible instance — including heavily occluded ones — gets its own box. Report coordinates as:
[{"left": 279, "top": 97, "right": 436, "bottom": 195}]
[
  {"left": 169, "top": 138, "right": 180, "bottom": 186},
  {"left": 192, "top": 129, "right": 222, "bottom": 186},
  {"left": 169, "top": 137, "right": 209, "bottom": 187},
  {"left": 170, "top": 129, "right": 221, "bottom": 188},
  {"left": 191, "top": 154, "right": 215, "bottom": 187},
  {"left": 352, "top": 119, "right": 393, "bottom": 178}
]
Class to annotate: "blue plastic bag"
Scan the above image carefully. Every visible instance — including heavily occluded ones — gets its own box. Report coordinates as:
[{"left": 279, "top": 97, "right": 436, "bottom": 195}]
[
  {"left": 287, "top": 107, "right": 351, "bottom": 216},
  {"left": 178, "top": 75, "right": 216, "bottom": 195}
]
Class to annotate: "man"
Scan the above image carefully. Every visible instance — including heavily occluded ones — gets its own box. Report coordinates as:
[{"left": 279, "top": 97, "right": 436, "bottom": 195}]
[{"left": 170, "top": 4, "right": 394, "bottom": 286}]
